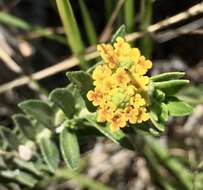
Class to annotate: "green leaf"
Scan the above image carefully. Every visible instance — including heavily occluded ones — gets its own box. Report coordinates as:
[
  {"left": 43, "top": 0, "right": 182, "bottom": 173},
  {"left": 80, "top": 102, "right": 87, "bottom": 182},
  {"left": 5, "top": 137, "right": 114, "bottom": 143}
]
[
  {"left": 149, "top": 127, "right": 161, "bottom": 136},
  {"left": 134, "top": 122, "right": 161, "bottom": 136},
  {"left": 6, "top": 183, "right": 21, "bottom": 190},
  {"left": 15, "top": 171, "right": 38, "bottom": 187},
  {"left": 49, "top": 88, "right": 75, "bottom": 119},
  {"left": 1, "top": 170, "right": 38, "bottom": 187},
  {"left": 0, "top": 156, "right": 6, "bottom": 169},
  {"left": 150, "top": 113, "right": 165, "bottom": 132},
  {"left": 151, "top": 72, "right": 185, "bottom": 82},
  {"left": 148, "top": 80, "right": 155, "bottom": 106},
  {"left": 154, "top": 80, "right": 189, "bottom": 95},
  {"left": 111, "top": 25, "right": 126, "bottom": 44},
  {"left": 67, "top": 71, "right": 95, "bottom": 112},
  {"left": 56, "top": 0, "right": 87, "bottom": 69},
  {"left": 39, "top": 137, "right": 60, "bottom": 172},
  {"left": 18, "top": 100, "right": 55, "bottom": 129},
  {"left": 0, "top": 126, "right": 20, "bottom": 150},
  {"left": 159, "top": 103, "right": 169, "bottom": 122},
  {"left": 154, "top": 89, "right": 165, "bottom": 101},
  {"left": 14, "top": 158, "right": 42, "bottom": 177},
  {"left": 79, "top": 0, "right": 97, "bottom": 45},
  {"left": 12, "top": 114, "right": 36, "bottom": 140},
  {"left": 86, "top": 114, "right": 133, "bottom": 149},
  {"left": 166, "top": 97, "right": 194, "bottom": 116},
  {"left": 60, "top": 127, "right": 80, "bottom": 170},
  {"left": 67, "top": 84, "right": 86, "bottom": 112},
  {"left": 149, "top": 100, "right": 161, "bottom": 122}
]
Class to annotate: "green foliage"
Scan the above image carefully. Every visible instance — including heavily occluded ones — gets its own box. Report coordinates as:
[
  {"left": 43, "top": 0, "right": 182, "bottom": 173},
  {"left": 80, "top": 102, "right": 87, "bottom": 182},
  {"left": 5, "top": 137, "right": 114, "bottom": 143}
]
[
  {"left": 39, "top": 137, "right": 60, "bottom": 172},
  {"left": 1, "top": 170, "right": 38, "bottom": 187},
  {"left": 166, "top": 97, "right": 194, "bottom": 116},
  {"left": 111, "top": 24, "right": 126, "bottom": 44},
  {"left": 0, "top": 0, "right": 198, "bottom": 188},
  {"left": 0, "top": 126, "right": 20, "bottom": 150},
  {"left": 86, "top": 114, "right": 133, "bottom": 150},
  {"left": 0, "top": 26, "right": 195, "bottom": 190},
  {"left": 154, "top": 80, "right": 189, "bottom": 95},
  {"left": 147, "top": 72, "right": 194, "bottom": 135},
  {"left": 49, "top": 88, "right": 75, "bottom": 119},
  {"left": 67, "top": 71, "right": 95, "bottom": 112},
  {"left": 151, "top": 72, "right": 185, "bottom": 82},
  {"left": 60, "top": 127, "right": 80, "bottom": 170},
  {"left": 12, "top": 114, "right": 36, "bottom": 141},
  {"left": 18, "top": 100, "right": 56, "bottom": 129}
]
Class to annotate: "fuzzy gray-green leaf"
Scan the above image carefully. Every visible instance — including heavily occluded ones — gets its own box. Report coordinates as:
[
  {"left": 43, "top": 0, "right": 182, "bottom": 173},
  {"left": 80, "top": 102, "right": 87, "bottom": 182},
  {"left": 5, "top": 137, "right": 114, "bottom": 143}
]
[
  {"left": 18, "top": 100, "right": 55, "bottom": 129},
  {"left": 14, "top": 158, "right": 42, "bottom": 176},
  {"left": 1, "top": 170, "right": 38, "bottom": 187},
  {"left": 39, "top": 137, "right": 60, "bottom": 172},
  {"left": 67, "top": 71, "right": 95, "bottom": 112},
  {"left": 49, "top": 88, "right": 75, "bottom": 119},
  {"left": 12, "top": 114, "right": 36, "bottom": 140},
  {"left": 0, "top": 126, "right": 20, "bottom": 150},
  {"left": 60, "top": 127, "right": 80, "bottom": 170}
]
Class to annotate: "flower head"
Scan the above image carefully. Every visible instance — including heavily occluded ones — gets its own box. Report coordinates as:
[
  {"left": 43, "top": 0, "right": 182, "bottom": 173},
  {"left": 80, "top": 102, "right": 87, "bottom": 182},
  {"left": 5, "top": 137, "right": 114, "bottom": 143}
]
[{"left": 87, "top": 37, "right": 152, "bottom": 131}]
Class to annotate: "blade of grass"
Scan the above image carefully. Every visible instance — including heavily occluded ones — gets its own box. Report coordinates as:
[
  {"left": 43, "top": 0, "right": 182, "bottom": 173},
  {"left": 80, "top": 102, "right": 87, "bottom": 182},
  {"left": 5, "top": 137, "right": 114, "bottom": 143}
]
[
  {"left": 53, "top": 168, "right": 114, "bottom": 190},
  {"left": 124, "top": 0, "right": 135, "bottom": 33},
  {"left": 79, "top": 0, "right": 97, "bottom": 45},
  {"left": 0, "top": 12, "right": 66, "bottom": 44},
  {"left": 145, "top": 135, "right": 193, "bottom": 190},
  {"left": 56, "top": 0, "right": 87, "bottom": 70},
  {"left": 144, "top": 147, "right": 177, "bottom": 190},
  {"left": 104, "top": 0, "right": 114, "bottom": 21},
  {"left": 139, "top": 0, "right": 153, "bottom": 58}
]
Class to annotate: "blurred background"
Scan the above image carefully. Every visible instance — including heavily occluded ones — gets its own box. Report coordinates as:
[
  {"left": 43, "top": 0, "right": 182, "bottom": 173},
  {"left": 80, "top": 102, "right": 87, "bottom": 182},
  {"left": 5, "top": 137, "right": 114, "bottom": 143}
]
[{"left": 0, "top": 0, "right": 203, "bottom": 189}]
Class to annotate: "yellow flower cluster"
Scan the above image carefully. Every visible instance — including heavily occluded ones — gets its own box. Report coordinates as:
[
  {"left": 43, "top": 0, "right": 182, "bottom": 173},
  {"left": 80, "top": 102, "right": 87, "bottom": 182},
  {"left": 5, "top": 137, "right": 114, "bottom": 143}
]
[{"left": 87, "top": 37, "right": 152, "bottom": 131}]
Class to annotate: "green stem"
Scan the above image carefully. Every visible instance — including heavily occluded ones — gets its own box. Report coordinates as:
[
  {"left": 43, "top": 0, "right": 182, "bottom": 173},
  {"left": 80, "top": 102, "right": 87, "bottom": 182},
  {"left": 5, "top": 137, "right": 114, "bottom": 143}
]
[{"left": 56, "top": 0, "right": 87, "bottom": 70}]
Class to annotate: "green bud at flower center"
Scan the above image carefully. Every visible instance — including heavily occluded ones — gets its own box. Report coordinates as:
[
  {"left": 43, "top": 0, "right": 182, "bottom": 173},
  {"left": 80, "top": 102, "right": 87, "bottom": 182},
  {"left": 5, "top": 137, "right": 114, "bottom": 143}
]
[
  {"left": 119, "top": 57, "right": 134, "bottom": 69},
  {"left": 111, "top": 88, "right": 129, "bottom": 109}
]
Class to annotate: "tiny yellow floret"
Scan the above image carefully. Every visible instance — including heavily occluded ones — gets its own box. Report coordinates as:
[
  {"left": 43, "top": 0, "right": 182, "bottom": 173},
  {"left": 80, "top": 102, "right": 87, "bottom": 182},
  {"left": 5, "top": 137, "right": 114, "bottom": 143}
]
[{"left": 87, "top": 37, "right": 152, "bottom": 131}]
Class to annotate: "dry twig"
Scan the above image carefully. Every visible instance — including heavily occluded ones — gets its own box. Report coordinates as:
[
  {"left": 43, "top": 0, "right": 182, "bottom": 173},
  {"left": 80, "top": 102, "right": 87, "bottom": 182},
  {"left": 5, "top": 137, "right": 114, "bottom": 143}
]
[
  {"left": 99, "top": 0, "right": 125, "bottom": 42},
  {"left": 0, "top": 48, "right": 22, "bottom": 73}
]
